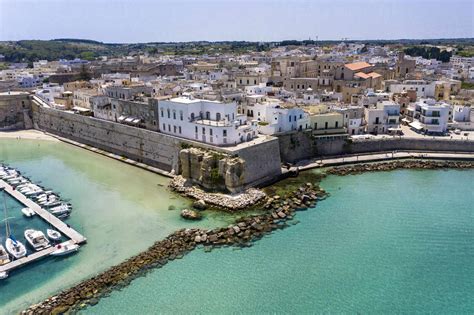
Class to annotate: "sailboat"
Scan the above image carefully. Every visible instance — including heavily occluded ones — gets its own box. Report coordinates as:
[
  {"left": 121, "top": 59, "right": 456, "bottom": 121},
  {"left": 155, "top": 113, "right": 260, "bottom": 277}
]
[{"left": 2, "top": 188, "right": 27, "bottom": 259}]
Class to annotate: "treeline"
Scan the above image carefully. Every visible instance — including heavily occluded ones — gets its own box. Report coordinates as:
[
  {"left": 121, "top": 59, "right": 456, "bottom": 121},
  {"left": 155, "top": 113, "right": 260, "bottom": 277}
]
[
  {"left": 404, "top": 46, "right": 452, "bottom": 62},
  {"left": 0, "top": 40, "right": 117, "bottom": 63}
]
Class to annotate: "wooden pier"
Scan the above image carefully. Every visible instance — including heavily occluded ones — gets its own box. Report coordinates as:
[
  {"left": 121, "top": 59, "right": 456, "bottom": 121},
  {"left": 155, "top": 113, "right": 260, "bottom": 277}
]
[{"left": 0, "top": 179, "right": 86, "bottom": 274}]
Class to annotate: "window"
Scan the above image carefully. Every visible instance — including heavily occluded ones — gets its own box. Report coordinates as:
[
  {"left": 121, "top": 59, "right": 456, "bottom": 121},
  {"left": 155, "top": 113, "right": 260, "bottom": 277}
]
[
  {"left": 173, "top": 126, "right": 177, "bottom": 133},
  {"left": 223, "top": 130, "right": 227, "bottom": 137},
  {"left": 195, "top": 126, "right": 198, "bottom": 133},
  {"left": 254, "top": 80, "right": 257, "bottom": 84},
  {"left": 289, "top": 116, "right": 292, "bottom": 122},
  {"left": 314, "top": 123, "right": 318, "bottom": 129},
  {"left": 216, "top": 112, "right": 221, "bottom": 121},
  {"left": 191, "top": 113, "right": 195, "bottom": 120},
  {"left": 210, "top": 129, "right": 213, "bottom": 136},
  {"left": 335, "top": 121, "right": 339, "bottom": 128},
  {"left": 167, "top": 108, "right": 170, "bottom": 118},
  {"left": 202, "top": 127, "right": 205, "bottom": 134},
  {"left": 247, "top": 80, "right": 249, "bottom": 84},
  {"left": 173, "top": 111, "right": 176, "bottom": 119},
  {"left": 160, "top": 109, "right": 164, "bottom": 117},
  {"left": 179, "top": 126, "right": 182, "bottom": 134},
  {"left": 168, "top": 124, "right": 171, "bottom": 132},
  {"left": 325, "top": 122, "right": 328, "bottom": 129},
  {"left": 206, "top": 111, "right": 210, "bottom": 120},
  {"left": 180, "top": 111, "right": 183, "bottom": 120},
  {"left": 163, "top": 123, "right": 166, "bottom": 130}
]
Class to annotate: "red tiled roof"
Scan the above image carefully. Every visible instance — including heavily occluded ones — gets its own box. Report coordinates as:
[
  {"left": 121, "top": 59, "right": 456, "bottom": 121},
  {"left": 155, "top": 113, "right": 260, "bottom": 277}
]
[
  {"left": 354, "top": 72, "right": 370, "bottom": 79},
  {"left": 345, "top": 61, "right": 372, "bottom": 71}
]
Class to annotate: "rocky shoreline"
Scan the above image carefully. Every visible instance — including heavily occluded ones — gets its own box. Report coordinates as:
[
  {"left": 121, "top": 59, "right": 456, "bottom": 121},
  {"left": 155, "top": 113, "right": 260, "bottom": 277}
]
[
  {"left": 22, "top": 183, "right": 325, "bottom": 314},
  {"left": 169, "top": 175, "right": 267, "bottom": 211},
  {"left": 326, "top": 160, "right": 474, "bottom": 176}
]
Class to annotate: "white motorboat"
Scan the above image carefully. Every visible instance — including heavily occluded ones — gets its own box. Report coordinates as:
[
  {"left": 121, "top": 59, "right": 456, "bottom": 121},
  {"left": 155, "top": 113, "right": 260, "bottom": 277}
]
[
  {"left": 47, "top": 229, "right": 61, "bottom": 241},
  {"left": 0, "top": 244, "right": 10, "bottom": 265},
  {"left": 5, "top": 237, "right": 27, "bottom": 259},
  {"left": 50, "top": 242, "right": 79, "bottom": 256},
  {"left": 0, "top": 271, "right": 7, "bottom": 280},
  {"left": 21, "top": 207, "right": 36, "bottom": 218},
  {"left": 24, "top": 229, "right": 50, "bottom": 251},
  {"left": 49, "top": 204, "right": 72, "bottom": 216}
]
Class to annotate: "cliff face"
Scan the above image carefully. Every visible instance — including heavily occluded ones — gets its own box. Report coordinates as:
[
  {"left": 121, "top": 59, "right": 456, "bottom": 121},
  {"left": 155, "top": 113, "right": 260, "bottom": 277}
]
[{"left": 179, "top": 147, "right": 245, "bottom": 193}]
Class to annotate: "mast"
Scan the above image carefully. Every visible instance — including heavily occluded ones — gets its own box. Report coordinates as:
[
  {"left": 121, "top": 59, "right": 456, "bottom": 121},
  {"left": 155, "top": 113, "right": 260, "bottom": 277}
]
[{"left": 2, "top": 188, "right": 11, "bottom": 238}]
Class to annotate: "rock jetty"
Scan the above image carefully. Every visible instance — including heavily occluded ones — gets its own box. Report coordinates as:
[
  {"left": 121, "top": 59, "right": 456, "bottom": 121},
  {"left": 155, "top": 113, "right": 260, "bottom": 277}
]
[
  {"left": 23, "top": 183, "right": 324, "bottom": 314},
  {"left": 170, "top": 175, "right": 266, "bottom": 211},
  {"left": 327, "top": 160, "right": 474, "bottom": 176}
]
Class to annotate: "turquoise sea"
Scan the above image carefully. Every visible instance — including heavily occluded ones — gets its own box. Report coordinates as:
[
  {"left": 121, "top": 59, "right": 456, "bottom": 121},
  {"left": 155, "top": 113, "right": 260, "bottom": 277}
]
[
  {"left": 0, "top": 137, "right": 473, "bottom": 314},
  {"left": 0, "top": 138, "right": 238, "bottom": 314},
  {"left": 85, "top": 168, "right": 474, "bottom": 314}
]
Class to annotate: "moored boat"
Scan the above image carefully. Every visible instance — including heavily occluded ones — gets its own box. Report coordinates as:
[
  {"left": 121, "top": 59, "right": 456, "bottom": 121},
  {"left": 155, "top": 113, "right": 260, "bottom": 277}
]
[
  {"left": 50, "top": 242, "right": 79, "bottom": 256},
  {"left": 47, "top": 229, "right": 61, "bottom": 241},
  {"left": 0, "top": 271, "right": 7, "bottom": 280},
  {"left": 24, "top": 229, "right": 50, "bottom": 251},
  {"left": 21, "top": 207, "right": 36, "bottom": 217},
  {"left": 5, "top": 237, "right": 27, "bottom": 259},
  {"left": 0, "top": 244, "right": 10, "bottom": 265}
]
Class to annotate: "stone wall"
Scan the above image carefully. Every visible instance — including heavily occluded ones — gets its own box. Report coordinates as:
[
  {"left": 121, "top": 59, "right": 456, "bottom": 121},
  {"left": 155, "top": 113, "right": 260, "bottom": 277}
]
[
  {"left": 278, "top": 131, "right": 474, "bottom": 163},
  {"left": 179, "top": 148, "right": 245, "bottom": 193},
  {"left": 31, "top": 101, "right": 282, "bottom": 188},
  {"left": 0, "top": 92, "right": 32, "bottom": 130}
]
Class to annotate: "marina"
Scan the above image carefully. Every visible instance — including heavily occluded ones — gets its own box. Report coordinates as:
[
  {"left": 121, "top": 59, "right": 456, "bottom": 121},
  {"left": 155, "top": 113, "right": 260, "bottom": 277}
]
[{"left": 0, "top": 164, "right": 86, "bottom": 279}]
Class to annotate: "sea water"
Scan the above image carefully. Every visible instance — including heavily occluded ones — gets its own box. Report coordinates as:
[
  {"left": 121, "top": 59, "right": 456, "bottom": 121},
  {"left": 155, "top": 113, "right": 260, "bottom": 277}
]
[
  {"left": 0, "top": 139, "right": 238, "bottom": 314},
  {"left": 85, "top": 168, "right": 474, "bottom": 314}
]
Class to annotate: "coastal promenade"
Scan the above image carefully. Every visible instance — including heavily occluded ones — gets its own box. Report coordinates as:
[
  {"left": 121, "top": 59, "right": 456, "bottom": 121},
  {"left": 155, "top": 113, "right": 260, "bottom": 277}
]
[
  {"left": 296, "top": 151, "right": 474, "bottom": 171},
  {"left": 0, "top": 179, "right": 86, "bottom": 274}
]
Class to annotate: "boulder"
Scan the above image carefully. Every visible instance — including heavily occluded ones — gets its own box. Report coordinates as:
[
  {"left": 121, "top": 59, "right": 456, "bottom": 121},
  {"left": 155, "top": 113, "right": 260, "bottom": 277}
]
[
  {"left": 180, "top": 209, "right": 202, "bottom": 220},
  {"left": 192, "top": 199, "right": 207, "bottom": 210}
]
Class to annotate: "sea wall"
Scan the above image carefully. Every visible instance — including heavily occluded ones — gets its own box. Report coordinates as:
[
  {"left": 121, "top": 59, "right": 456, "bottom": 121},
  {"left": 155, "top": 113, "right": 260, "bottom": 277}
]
[
  {"left": 31, "top": 101, "right": 282, "bottom": 188},
  {"left": 278, "top": 131, "right": 474, "bottom": 163}
]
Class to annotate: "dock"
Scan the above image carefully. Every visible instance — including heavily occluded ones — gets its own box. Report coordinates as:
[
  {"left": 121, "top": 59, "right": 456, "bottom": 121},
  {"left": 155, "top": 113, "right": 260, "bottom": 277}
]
[{"left": 0, "top": 179, "right": 86, "bottom": 274}]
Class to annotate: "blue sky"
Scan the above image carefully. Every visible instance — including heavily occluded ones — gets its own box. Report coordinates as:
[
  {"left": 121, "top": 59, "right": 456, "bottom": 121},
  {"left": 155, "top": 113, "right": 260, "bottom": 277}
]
[{"left": 0, "top": 0, "right": 472, "bottom": 43}]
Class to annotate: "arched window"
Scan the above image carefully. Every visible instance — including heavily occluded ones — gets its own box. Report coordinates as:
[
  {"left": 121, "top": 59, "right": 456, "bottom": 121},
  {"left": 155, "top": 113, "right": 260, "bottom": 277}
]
[{"left": 167, "top": 108, "right": 170, "bottom": 118}]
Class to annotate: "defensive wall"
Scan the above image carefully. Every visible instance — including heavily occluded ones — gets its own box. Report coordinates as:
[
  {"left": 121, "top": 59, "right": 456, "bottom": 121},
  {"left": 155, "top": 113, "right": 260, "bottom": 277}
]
[
  {"left": 31, "top": 100, "right": 282, "bottom": 189},
  {"left": 278, "top": 130, "right": 474, "bottom": 163}
]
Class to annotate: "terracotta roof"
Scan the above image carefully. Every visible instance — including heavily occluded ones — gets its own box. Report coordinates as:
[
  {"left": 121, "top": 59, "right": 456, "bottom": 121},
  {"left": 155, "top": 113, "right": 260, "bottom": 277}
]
[
  {"left": 354, "top": 72, "right": 370, "bottom": 79},
  {"left": 345, "top": 61, "right": 372, "bottom": 71},
  {"left": 368, "top": 72, "right": 382, "bottom": 78}
]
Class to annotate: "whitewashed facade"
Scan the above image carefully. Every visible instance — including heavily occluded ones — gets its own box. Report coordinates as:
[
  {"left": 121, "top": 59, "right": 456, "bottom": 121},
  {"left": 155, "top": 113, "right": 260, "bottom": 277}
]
[{"left": 158, "top": 97, "right": 257, "bottom": 146}]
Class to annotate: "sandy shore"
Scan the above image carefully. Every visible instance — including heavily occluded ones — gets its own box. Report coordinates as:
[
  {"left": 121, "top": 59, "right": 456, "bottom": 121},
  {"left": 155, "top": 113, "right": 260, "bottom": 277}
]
[{"left": 0, "top": 130, "right": 58, "bottom": 141}]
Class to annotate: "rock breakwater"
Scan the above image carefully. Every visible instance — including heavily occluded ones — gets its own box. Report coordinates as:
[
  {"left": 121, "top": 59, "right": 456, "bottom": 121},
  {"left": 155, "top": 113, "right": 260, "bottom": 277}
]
[
  {"left": 23, "top": 183, "right": 324, "bottom": 314},
  {"left": 327, "top": 160, "right": 474, "bottom": 176},
  {"left": 170, "top": 175, "right": 266, "bottom": 211}
]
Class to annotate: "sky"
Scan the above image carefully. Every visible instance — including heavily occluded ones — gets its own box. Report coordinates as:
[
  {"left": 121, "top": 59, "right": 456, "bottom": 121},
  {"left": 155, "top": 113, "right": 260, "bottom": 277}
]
[{"left": 0, "top": 0, "right": 472, "bottom": 43}]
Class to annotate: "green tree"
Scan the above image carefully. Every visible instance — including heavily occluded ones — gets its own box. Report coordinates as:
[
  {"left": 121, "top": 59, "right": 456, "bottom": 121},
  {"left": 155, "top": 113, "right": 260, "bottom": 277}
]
[{"left": 78, "top": 64, "right": 92, "bottom": 81}]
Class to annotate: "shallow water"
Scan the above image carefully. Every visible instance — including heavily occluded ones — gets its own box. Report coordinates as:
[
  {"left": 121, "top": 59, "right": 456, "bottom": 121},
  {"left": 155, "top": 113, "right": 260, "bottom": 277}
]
[
  {"left": 0, "top": 139, "right": 237, "bottom": 314},
  {"left": 85, "top": 168, "right": 474, "bottom": 314}
]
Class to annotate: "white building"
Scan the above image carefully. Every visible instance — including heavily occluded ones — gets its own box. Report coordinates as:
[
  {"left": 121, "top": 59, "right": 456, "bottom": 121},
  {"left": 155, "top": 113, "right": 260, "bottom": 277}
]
[
  {"left": 453, "top": 105, "right": 471, "bottom": 123},
  {"left": 364, "top": 101, "right": 400, "bottom": 134},
  {"left": 247, "top": 101, "right": 307, "bottom": 135},
  {"left": 158, "top": 97, "right": 258, "bottom": 146},
  {"left": 408, "top": 99, "right": 450, "bottom": 134},
  {"left": 387, "top": 80, "right": 435, "bottom": 98},
  {"left": 450, "top": 55, "right": 474, "bottom": 69}
]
